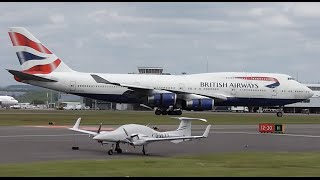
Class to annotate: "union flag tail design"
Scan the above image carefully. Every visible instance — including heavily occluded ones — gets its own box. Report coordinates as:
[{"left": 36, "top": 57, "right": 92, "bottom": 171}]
[{"left": 8, "top": 27, "right": 74, "bottom": 74}]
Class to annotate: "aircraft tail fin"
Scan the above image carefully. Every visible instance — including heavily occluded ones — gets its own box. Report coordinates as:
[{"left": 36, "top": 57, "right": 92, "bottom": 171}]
[
  {"left": 202, "top": 124, "right": 211, "bottom": 138},
  {"left": 8, "top": 27, "right": 74, "bottom": 75},
  {"left": 69, "top": 117, "right": 98, "bottom": 136},
  {"left": 171, "top": 117, "right": 207, "bottom": 136}
]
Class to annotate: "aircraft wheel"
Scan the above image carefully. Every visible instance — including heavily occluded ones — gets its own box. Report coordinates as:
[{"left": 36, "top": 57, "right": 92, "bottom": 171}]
[
  {"left": 276, "top": 112, "right": 283, "bottom": 117},
  {"left": 176, "top": 110, "right": 182, "bottom": 115},
  {"left": 155, "top": 109, "right": 161, "bottom": 115},
  {"left": 161, "top": 110, "right": 168, "bottom": 115},
  {"left": 108, "top": 149, "right": 113, "bottom": 155}
]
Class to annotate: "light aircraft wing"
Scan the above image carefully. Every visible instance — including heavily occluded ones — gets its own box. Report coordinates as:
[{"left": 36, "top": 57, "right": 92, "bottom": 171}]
[
  {"left": 68, "top": 117, "right": 98, "bottom": 136},
  {"left": 90, "top": 74, "right": 230, "bottom": 100},
  {"left": 144, "top": 124, "right": 211, "bottom": 143}
]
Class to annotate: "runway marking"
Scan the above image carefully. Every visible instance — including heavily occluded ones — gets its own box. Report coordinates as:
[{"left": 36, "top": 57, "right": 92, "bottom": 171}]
[
  {"left": 0, "top": 134, "right": 88, "bottom": 138},
  {"left": 214, "top": 131, "right": 320, "bottom": 138}
]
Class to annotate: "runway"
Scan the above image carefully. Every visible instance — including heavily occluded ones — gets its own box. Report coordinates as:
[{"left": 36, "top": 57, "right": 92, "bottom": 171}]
[{"left": 1, "top": 124, "right": 320, "bottom": 164}]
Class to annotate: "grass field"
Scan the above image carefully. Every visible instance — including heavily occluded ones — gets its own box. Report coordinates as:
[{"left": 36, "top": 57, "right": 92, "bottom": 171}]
[
  {"left": 0, "top": 109, "right": 320, "bottom": 126},
  {"left": 1, "top": 152, "right": 320, "bottom": 176}
]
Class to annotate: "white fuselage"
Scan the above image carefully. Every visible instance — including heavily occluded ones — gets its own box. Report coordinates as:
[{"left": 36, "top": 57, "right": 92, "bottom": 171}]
[
  {"left": 0, "top": 96, "right": 19, "bottom": 106},
  {"left": 24, "top": 71, "right": 313, "bottom": 107}
]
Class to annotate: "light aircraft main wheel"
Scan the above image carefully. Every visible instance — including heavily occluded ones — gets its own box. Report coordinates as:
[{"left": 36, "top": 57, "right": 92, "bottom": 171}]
[
  {"left": 276, "top": 112, "right": 283, "bottom": 117},
  {"left": 155, "top": 109, "right": 161, "bottom": 115},
  {"left": 108, "top": 149, "right": 113, "bottom": 155}
]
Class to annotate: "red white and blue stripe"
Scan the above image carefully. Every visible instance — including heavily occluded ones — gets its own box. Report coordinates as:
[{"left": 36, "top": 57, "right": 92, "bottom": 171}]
[{"left": 235, "top": 76, "right": 280, "bottom": 88}]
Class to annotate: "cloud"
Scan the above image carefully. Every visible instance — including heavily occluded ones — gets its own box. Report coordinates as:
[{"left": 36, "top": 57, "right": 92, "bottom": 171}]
[
  {"left": 88, "top": 10, "right": 153, "bottom": 24},
  {"left": 103, "top": 31, "right": 135, "bottom": 40},
  {"left": 49, "top": 14, "right": 65, "bottom": 24},
  {"left": 88, "top": 9, "right": 228, "bottom": 27},
  {"left": 290, "top": 2, "right": 320, "bottom": 18},
  {"left": 248, "top": 7, "right": 269, "bottom": 16},
  {"left": 263, "top": 14, "right": 293, "bottom": 27}
]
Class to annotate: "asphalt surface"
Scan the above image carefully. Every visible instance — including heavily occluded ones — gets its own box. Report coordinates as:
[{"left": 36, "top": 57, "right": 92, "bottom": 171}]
[{"left": 1, "top": 124, "right": 320, "bottom": 163}]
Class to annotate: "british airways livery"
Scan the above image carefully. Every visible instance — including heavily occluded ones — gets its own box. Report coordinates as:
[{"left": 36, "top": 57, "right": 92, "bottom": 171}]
[{"left": 6, "top": 27, "right": 313, "bottom": 117}]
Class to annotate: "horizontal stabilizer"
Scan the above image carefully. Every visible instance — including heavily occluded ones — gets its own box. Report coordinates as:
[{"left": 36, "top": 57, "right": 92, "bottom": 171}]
[
  {"left": 6, "top": 69, "right": 57, "bottom": 82},
  {"left": 171, "top": 117, "right": 207, "bottom": 122}
]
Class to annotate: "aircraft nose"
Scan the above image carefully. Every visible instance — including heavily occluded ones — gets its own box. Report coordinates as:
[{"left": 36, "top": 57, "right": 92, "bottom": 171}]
[
  {"left": 304, "top": 86, "right": 314, "bottom": 98},
  {"left": 93, "top": 134, "right": 102, "bottom": 140}
]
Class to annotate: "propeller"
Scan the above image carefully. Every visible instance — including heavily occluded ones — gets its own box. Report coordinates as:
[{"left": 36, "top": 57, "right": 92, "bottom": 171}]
[
  {"left": 123, "top": 128, "right": 129, "bottom": 136},
  {"left": 123, "top": 128, "right": 139, "bottom": 141},
  {"left": 97, "top": 123, "right": 102, "bottom": 134}
]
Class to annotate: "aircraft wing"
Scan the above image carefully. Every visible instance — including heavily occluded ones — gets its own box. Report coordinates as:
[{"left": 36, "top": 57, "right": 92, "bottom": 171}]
[
  {"left": 91, "top": 74, "right": 153, "bottom": 92},
  {"left": 144, "top": 124, "right": 211, "bottom": 143},
  {"left": 90, "top": 74, "right": 230, "bottom": 100}
]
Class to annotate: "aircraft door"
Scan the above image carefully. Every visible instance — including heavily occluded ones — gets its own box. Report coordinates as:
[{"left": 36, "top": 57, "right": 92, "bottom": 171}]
[
  {"left": 70, "top": 81, "right": 76, "bottom": 91},
  {"left": 272, "top": 89, "right": 277, "bottom": 98},
  {"left": 231, "top": 88, "right": 236, "bottom": 96},
  {"left": 179, "top": 83, "right": 185, "bottom": 92}
]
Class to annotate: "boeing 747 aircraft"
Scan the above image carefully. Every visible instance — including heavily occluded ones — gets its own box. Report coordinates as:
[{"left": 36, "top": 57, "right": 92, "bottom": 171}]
[{"left": 6, "top": 27, "right": 314, "bottom": 117}]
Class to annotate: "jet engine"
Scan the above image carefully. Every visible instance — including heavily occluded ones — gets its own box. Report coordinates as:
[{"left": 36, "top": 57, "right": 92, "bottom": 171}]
[
  {"left": 148, "top": 93, "right": 177, "bottom": 107},
  {"left": 185, "top": 98, "right": 214, "bottom": 111}
]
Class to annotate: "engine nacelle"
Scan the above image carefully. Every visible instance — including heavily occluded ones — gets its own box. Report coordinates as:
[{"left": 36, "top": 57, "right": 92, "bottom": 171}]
[
  {"left": 148, "top": 93, "right": 177, "bottom": 107},
  {"left": 185, "top": 98, "right": 214, "bottom": 111}
]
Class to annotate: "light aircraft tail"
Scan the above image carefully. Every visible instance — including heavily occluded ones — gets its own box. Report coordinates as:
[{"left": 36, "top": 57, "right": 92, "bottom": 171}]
[
  {"left": 171, "top": 117, "right": 207, "bottom": 136},
  {"left": 69, "top": 117, "right": 99, "bottom": 136},
  {"left": 8, "top": 27, "right": 74, "bottom": 75}
]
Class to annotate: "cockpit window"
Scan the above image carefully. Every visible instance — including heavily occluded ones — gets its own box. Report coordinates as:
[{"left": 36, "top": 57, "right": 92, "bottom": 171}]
[{"left": 288, "top": 77, "right": 294, "bottom": 80}]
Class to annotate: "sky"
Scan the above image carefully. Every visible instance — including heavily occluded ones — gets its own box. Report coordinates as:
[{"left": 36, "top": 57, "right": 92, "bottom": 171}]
[{"left": 1, "top": 2, "right": 320, "bottom": 87}]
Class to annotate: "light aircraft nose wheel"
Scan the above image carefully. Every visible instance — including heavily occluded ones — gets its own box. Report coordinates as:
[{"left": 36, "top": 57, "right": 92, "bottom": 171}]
[{"left": 108, "top": 149, "right": 113, "bottom": 155}]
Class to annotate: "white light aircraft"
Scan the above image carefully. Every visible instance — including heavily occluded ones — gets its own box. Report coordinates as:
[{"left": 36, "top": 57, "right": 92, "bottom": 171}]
[
  {"left": 0, "top": 95, "right": 18, "bottom": 108},
  {"left": 69, "top": 117, "right": 211, "bottom": 155},
  {"left": 6, "top": 27, "right": 314, "bottom": 117}
]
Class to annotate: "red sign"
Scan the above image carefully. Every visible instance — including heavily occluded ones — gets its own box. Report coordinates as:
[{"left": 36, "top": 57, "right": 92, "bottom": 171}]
[{"left": 259, "top": 123, "right": 275, "bottom": 133}]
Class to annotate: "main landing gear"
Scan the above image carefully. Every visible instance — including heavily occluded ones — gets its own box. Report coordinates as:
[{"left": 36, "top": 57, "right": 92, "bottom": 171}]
[
  {"left": 106, "top": 143, "right": 148, "bottom": 156},
  {"left": 107, "top": 141, "right": 123, "bottom": 155},
  {"left": 142, "top": 145, "right": 148, "bottom": 155},
  {"left": 276, "top": 106, "right": 284, "bottom": 117},
  {"left": 155, "top": 108, "right": 182, "bottom": 116}
]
